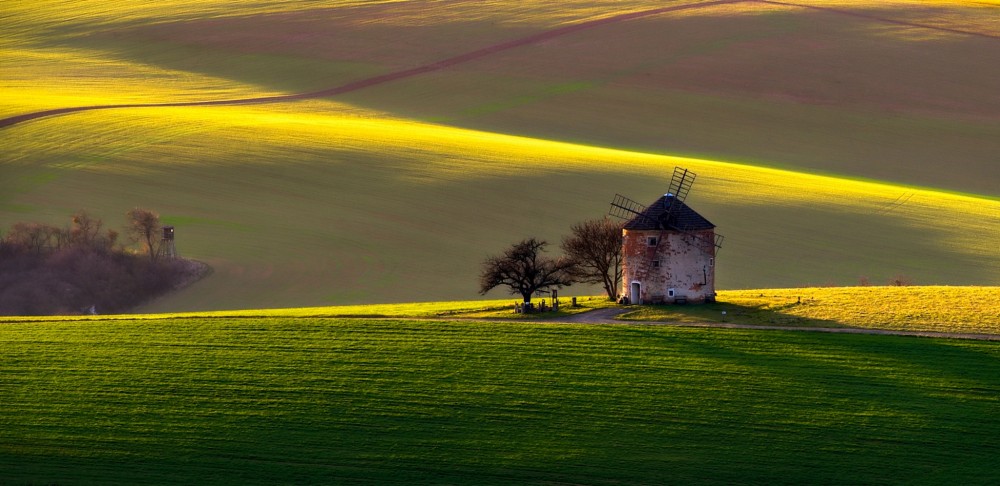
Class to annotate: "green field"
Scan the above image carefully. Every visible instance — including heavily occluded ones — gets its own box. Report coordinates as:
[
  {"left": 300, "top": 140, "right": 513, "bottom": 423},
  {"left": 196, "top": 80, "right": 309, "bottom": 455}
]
[
  {"left": 2, "top": 0, "right": 998, "bottom": 312},
  {"left": 3, "top": 315, "right": 999, "bottom": 484}
]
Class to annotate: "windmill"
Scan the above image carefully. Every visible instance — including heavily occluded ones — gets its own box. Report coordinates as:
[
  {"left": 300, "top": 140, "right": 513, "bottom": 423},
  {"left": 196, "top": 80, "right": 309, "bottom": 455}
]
[{"left": 608, "top": 167, "right": 723, "bottom": 304}]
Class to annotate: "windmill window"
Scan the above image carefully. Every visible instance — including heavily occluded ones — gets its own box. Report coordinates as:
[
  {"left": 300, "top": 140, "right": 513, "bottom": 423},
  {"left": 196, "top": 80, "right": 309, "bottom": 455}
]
[
  {"left": 709, "top": 258, "right": 715, "bottom": 267},
  {"left": 647, "top": 236, "right": 658, "bottom": 246},
  {"left": 651, "top": 260, "right": 660, "bottom": 268}
]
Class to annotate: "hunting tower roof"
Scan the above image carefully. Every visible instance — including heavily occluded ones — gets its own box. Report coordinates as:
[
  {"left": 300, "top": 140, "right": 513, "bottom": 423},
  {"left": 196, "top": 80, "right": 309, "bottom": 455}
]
[{"left": 623, "top": 195, "right": 715, "bottom": 231}]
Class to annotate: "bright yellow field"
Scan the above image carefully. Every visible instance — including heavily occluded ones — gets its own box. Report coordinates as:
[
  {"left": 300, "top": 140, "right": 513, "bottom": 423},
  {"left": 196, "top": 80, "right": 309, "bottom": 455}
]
[
  {"left": 721, "top": 286, "right": 1000, "bottom": 332},
  {"left": 2, "top": 0, "right": 998, "bottom": 311},
  {"left": 0, "top": 295, "right": 620, "bottom": 323},
  {"left": 4, "top": 287, "right": 997, "bottom": 336},
  {"left": 622, "top": 286, "right": 1000, "bottom": 334},
  {"left": 0, "top": 48, "right": 281, "bottom": 117}
]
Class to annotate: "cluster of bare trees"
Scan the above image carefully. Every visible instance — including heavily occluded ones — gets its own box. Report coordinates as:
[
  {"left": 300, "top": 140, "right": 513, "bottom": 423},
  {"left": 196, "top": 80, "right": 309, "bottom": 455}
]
[
  {"left": 479, "top": 218, "right": 623, "bottom": 304},
  {"left": 2, "top": 208, "right": 163, "bottom": 260},
  {"left": 0, "top": 208, "right": 184, "bottom": 315}
]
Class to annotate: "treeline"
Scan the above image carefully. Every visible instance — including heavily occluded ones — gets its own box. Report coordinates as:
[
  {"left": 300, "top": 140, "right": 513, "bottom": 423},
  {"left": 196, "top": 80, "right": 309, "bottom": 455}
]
[{"left": 0, "top": 209, "right": 200, "bottom": 316}]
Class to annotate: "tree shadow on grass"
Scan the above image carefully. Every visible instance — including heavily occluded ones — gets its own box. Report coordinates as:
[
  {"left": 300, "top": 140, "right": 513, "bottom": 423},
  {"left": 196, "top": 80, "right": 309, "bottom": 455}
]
[{"left": 617, "top": 298, "right": 846, "bottom": 329}]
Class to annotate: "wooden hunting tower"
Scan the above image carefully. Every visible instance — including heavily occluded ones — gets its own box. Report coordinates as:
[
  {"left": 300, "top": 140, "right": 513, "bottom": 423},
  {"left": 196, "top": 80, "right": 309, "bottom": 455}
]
[
  {"left": 610, "top": 168, "right": 723, "bottom": 304},
  {"left": 159, "top": 225, "right": 177, "bottom": 259}
]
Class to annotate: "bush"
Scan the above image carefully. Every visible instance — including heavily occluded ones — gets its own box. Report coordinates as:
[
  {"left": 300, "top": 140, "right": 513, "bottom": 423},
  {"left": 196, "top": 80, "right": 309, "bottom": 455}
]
[{"left": 0, "top": 211, "right": 198, "bottom": 315}]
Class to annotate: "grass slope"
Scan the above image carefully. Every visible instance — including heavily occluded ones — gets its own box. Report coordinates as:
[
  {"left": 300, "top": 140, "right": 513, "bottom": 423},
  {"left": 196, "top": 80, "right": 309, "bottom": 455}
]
[
  {"left": 331, "top": 0, "right": 1000, "bottom": 195},
  {"left": 2, "top": 0, "right": 998, "bottom": 311},
  {"left": 2, "top": 316, "right": 999, "bottom": 484},
  {"left": 2, "top": 103, "right": 997, "bottom": 311},
  {"left": 5, "top": 0, "right": 997, "bottom": 192}
]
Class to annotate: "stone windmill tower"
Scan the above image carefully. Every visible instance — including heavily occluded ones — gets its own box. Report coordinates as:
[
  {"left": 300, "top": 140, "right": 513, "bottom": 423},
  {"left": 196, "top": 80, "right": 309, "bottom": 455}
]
[{"left": 610, "top": 168, "right": 723, "bottom": 304}]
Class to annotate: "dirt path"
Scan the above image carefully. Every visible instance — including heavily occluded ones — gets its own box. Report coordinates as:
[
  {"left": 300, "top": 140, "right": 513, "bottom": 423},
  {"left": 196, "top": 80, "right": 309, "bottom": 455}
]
[
  {"left": 559, "top": 308, "right": 634, "bottom": 324},
  {"left": 3, "top": 0, "right": 996, "bottom": 129},
  {"left": 0, "top": 0, "right": 739, "bottom": 129},
  {"left": 548, "top": 308, "right": 1000, "bottom": 341}
]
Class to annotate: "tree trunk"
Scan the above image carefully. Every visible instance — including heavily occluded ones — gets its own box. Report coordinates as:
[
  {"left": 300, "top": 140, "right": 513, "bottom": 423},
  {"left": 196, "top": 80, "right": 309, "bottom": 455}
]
[
  {"left": 603, "top": 274, "right": 616, "bottom": 300},
  {"left": 146, "top": 232, "right": 158, "bottom": 261}
]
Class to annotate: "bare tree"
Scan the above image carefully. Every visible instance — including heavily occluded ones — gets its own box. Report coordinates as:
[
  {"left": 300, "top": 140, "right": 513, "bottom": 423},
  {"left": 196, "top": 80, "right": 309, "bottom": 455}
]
[
  {"left": 479, "top": 238, "right": 574, "bottom": 304},
  {"left": 68, "top": 210, "right": 120, "bottom": 250},
  {"left": 126, "top": 207, "right": 161, "bottom": 260},
  {"left": 4, "top": 222, "right": 61, "bottom": 254},
  {"left": 561, "top": 218, "right": 623, "bottom": 300}
]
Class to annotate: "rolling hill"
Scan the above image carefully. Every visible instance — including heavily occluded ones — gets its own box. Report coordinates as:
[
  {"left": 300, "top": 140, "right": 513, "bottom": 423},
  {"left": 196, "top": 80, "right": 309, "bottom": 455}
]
[{"left": 2, "top": 0, "right": 998, "bottom": 312}]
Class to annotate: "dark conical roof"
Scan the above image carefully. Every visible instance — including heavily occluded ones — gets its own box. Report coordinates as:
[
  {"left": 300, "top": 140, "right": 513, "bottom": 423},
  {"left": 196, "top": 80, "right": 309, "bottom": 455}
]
[{"left": 623, "top": 195, "right": 715, "bottom": 231}]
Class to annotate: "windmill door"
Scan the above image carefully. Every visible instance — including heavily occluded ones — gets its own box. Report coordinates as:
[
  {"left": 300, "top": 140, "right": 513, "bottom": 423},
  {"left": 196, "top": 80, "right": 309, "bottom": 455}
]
[{"left": 630, "top": 282, "right": 641, "bottom": 305}]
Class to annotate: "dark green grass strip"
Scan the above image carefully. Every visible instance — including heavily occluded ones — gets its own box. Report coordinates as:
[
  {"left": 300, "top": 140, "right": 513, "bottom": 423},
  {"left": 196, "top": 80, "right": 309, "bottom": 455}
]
[{"left": 2, "top": 318, "right": 999, "bottom": 484}]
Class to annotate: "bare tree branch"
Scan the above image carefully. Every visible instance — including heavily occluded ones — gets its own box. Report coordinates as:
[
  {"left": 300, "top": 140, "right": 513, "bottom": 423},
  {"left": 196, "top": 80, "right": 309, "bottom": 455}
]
[
  {"left": 561, "top": 218, "right": 623, "bottom": 301},
  {"left": 126, "top": 208, "right": 161, "bottom": 261},
  {"left": 479, "top": 238, "right": 574, "bottom": 303}
]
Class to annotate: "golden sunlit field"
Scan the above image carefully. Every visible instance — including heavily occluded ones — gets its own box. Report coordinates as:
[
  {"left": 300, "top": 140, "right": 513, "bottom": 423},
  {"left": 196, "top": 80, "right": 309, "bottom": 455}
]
[
  {"left": 624, "top": 286, "right": 1000, "bottom": 335},
  {"left": 5, "top": 286, "right": 997, "bottom": 336},
  {"left": 2, "top": 0, "right": 998, "bottom": 312}
]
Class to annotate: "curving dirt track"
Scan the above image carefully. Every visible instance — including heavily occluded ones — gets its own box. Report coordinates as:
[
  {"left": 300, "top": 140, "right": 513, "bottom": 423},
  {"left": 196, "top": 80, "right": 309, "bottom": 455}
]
[
  {"left": 0, "top": 0, "right": 740, "bottom": 129},
  {"left": 2, "top": 0, "right": 997, "bottom": 130},
  {"left": 764, "top": 0, "right": 1000, "bottom": 40}
]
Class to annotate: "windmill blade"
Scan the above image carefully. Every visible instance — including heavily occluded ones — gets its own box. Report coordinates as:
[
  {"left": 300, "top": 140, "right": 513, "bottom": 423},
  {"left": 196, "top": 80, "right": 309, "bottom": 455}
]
[
  {"left": 659, "top": 167, "right": 697, "bottom": 230},
  {"left": 609, "top": 193, "right": 649, "bottom": 221},
  {"left": 667, "top": 167, "right": 696, "bottom": 204}
]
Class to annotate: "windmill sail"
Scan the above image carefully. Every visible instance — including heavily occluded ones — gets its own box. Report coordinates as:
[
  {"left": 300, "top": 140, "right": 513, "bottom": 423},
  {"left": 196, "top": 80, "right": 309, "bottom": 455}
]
[
  {"left": 609, "top": 193, "right": 654, "bottom": 225},
  {"left": 611, "top": 167, "right": 722, "bottom": 251},
  {"left": 667, "top": 167, "right": 696, "bottom": 203}
]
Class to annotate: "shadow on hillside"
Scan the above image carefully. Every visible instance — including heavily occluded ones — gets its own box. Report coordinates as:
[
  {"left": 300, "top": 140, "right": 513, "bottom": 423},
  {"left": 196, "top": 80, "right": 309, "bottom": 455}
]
[{"left": 618, "top": 298, "right": 845, "bottom": 329}]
